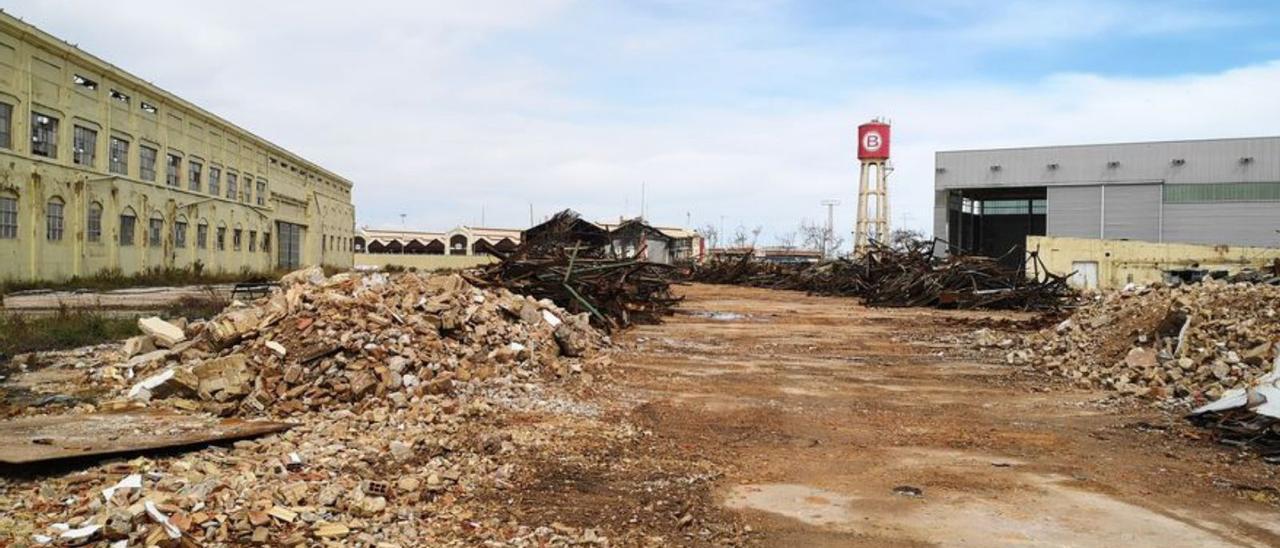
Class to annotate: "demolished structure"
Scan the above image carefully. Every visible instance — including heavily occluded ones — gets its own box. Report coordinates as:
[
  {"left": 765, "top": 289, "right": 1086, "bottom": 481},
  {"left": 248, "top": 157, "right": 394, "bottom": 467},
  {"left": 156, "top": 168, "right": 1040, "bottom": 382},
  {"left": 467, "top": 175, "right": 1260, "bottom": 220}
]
[{"left": 691, "top": 239, "right": 1074, "bottom": 311}]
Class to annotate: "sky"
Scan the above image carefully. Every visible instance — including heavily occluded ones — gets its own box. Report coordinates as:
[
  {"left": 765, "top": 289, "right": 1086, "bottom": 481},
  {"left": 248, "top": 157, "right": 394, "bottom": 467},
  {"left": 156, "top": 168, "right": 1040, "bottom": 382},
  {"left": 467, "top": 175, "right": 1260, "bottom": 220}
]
[{"left": 6, "top": 0, "right": 1280, "bottom": 250}]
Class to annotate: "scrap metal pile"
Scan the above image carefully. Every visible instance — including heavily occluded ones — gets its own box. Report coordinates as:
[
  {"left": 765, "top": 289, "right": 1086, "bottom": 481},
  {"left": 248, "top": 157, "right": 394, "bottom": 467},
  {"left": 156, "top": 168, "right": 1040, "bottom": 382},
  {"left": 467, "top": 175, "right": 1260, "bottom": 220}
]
[
  {"left": 1188, "top": 351, "right": 1280, "bottom": 463},
  {"left": 470, "top": 210, "right": 682, "bottom": 330},
  {"left": 691, "top": 239, "right": 1074, "bottom": 311}
]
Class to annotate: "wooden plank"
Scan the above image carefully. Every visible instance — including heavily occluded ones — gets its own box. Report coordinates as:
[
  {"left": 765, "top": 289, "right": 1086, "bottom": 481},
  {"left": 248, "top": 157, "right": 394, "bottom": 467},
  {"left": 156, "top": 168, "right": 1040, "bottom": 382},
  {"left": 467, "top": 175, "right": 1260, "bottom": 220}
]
[{"left": 0, "top": 410, "right": 292, "bottom": 464}]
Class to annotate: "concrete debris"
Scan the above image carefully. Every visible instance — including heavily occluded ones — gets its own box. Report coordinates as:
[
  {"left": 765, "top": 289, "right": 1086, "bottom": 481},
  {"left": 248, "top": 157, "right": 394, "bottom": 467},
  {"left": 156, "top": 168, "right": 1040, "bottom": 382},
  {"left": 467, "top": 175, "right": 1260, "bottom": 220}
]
[
  {"left": 1014, "top": 280, "right": 1280, "bottom": 402},
  {"left": 122, "top": 335, "right": 156, "bottom": 358},
  {"left": 137, "top": 317, "right": 186, "bottom": 348},
  {"left": 1188, "top": 346, "right": 1280, "bottom": 462},
  {"left": 0, "top": 268, "right": 700, "bottom": 546}
]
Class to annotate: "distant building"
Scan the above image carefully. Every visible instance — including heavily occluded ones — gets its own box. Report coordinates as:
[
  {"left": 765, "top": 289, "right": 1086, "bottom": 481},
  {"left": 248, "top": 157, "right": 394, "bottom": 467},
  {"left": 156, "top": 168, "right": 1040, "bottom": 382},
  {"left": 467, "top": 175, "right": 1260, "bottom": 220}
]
[
  {"left": 707, "top": 246, "right": 822, "bottom": 264},
  {"left": 355, "top": 226, "right": 520, "bottom": 256},
  {"left": 935, "top": 136, "right": 1280, "bottom": 269},
  {"left": 0, "top": 12, "right": 355, "bottom": 282},
  {"left": 598, "top": 219, "right": 705, "bottom": 264}
]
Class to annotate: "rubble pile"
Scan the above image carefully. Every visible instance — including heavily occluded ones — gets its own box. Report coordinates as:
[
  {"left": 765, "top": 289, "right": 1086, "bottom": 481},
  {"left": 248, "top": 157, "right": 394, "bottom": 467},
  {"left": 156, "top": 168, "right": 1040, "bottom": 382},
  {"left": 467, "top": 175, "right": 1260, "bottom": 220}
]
[
  {"left": 0, "top": 268, "right": 747, "bottom": 546},
  {"left": 691, "top": 239, "right": 1075, "bottom": 311},
  {"left": 114, "top": 266, "right": 602, "bottom": 417},
  {"left": 1012, "top": 280, "right": 1280, "bottom": 401},
  {"left": 473, "top": 210, "right": 682, "bottom": 330}
]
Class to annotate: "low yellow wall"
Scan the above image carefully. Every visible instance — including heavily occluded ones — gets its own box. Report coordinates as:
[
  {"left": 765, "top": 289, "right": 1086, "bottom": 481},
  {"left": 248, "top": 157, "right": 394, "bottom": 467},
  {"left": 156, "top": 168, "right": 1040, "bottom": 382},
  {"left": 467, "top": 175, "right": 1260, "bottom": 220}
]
[
  {"left": 353, "top": 253, "right": 496, "bottom": 271},
  {"left": 1028, "top": 236, "right": 1280, "bottom": 289}
]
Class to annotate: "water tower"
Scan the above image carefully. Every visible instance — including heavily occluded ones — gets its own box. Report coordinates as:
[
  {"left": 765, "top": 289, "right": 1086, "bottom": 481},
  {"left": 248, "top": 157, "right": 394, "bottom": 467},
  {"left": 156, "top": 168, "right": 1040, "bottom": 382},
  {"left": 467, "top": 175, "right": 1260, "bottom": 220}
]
[{"left": 854, "top": 119, "right": 891, "bottom": 255}]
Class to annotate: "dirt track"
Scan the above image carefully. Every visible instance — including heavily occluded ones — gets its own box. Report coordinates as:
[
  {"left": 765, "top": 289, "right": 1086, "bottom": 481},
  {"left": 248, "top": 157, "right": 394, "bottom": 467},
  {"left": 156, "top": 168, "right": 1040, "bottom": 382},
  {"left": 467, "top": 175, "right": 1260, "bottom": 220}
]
[{"left": 611, "top": 284, "right": 1280, "bottom": 546}]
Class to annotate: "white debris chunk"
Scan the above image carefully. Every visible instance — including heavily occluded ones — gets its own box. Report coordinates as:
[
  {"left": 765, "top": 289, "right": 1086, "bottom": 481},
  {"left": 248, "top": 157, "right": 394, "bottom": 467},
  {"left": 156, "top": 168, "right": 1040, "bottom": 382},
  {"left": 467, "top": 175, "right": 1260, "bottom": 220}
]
[
  {"left": 145, "top": 500, "right": 182, "bottom": 539},
  {"left": 101, "top": 473, "right": 143, "bottom": 501},
  {"left": 541, "top": 309, "right": 562, "bottom": 327},
  {"left": 138, "top": 317, "right": 186, "bottom": 348},
  {"left": 265, "top": 340, "right": 288, "bottom": 357}
]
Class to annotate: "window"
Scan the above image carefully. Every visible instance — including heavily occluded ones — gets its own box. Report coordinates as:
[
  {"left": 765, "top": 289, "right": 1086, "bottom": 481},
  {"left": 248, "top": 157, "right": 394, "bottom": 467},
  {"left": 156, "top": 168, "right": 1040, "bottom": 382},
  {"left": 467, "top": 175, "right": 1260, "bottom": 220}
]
[
  {"left": 0, "top": 102, "right": 11, "bottom": 149},
  {"left": 149, "top": 217, "right": 163, "bottom": 247},
  {"left": 262, "top": 232, "right": 271, "bottom": 253},
  {"left": 109, "top": 137, "right": 129, "bottom": 175},
  {"left": 166, "top": 154, "right": 181, "bottom": 186},
  {"left": 31, "top": 113, "right": 58, "bottom": 158},
  {"left": 72, "top": 74, "right": 98, "bottom": 90},
  {"left": 119, "top": 212, "right": 136, "bottom": 246},
  {"left": 241, "top": 173, "right": 251, "bottom": 202},
  {"left": 233, "top": 228, "right": 242, "bottom": 251},
  {"left": 226, "top": 172, "right": 238, "bottom": 200},
  {"left": 139, "top": 145, "right": 158, "bottom": 181},
  {"left": 72, "top": 126, "right": 97, "bottom": 167},
  {"left": 87, "top": 202, "right": 102, "bottom": 242},
  {"left": 249, "top": 230, "right": 257, "bottom": 252},
  {"left": 188, "top": 161, "right": 202, "bottom": 192},
  {"left": 256, "top": 180, "right": 267, "bottom": 206},
  {"left": 46, "top": 199, "right": 64, "bottom": 241},
  {"left": 0, "top": 197, "right": 16, "bottom": 239},
  {"left": 208, "top": 167, "right": 221, "bottom": 196},
  {"left": 216, "top": 226, "right": 226, "bottom": 250},
  {"left": 110, "top": 89, "right": 130, "bottom": 104},
  {"left": 197, "top": 223, "right": 208, "bottom": 249},
  {"left": 1164, "top": 182, "right": 1280, "bottom": 203},
  {"left": 140, "top": 102, "right": 158, "bottom": 115},
  {"left": 174, "top": 220, "right": 187, "bottom": 248}
]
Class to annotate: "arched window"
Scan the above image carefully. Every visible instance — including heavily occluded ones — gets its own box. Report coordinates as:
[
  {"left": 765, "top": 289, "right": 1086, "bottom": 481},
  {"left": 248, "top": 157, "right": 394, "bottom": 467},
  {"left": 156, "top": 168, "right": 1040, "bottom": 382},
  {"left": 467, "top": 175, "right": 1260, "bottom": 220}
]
[
  {"left": 197, "top": 220, "right": 209, "bottom": 249},
  {"left": 0, "top": 192, "right": 18, "bottom": 240},
  {"left": 425, "top": 240, "right": 445, "bottom": 255},
  {"left": 46, "top": 197, "right": 65, "bottom": 241},
  {"left": 173, "top": 214, "right": 188, "bottom": 249},
  {"left": 87, "top": 202, "right": 103, "bottom": 243},
  {"left": 118, "top": 207, "right": 137, "bottom": 246},
  {"left": 449, "top": 234, "right": 468, "bottom": 255},
  {"left": 233, "top": 223, "right": 243, "bottom": 251},
  {"left": 216, "top": 222, "right": 227, "bottom": 251},
  {"left": 148, "top": 212, "right": 164, "bottom": 247}
]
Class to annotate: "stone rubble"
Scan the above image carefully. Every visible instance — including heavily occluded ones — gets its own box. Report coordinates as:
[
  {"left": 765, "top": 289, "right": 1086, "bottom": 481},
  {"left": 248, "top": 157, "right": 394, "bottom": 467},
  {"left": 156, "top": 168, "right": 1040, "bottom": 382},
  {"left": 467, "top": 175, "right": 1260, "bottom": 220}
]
[
  {"left": 1006, "top": 280, "right": 1280, "bottom": 403},
  {"left": 0, "top": 268, "right": 746, "bottom": 546}
]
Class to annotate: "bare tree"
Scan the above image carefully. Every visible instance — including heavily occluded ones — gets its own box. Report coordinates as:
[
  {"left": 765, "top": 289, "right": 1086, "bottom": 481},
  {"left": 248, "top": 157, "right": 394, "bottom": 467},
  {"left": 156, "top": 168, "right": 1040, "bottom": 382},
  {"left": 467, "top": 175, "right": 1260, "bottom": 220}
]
[
  {"left": 750, "top": 225, "right": 763, "bottom": 248},
  {"left": 798, "top": 218, "right": 845, "bottom": 258},
  {"left": 699, "top": 223, "right": 720, "bottom": 249},
  {"left": 774, "top": 231, "right": 798, "bottom": 249},
  {"left": 730, "top": 225, "right": 750, "bottom": 248},
  {"left": 887, "top": 228, "right": 926, "bottom": 250}
]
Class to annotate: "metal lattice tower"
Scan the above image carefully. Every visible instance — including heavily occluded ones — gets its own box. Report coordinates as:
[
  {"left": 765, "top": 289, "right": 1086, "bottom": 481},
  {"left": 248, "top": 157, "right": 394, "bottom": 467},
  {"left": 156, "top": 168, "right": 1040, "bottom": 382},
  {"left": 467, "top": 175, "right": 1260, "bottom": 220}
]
[{"left": 854, "top": 160, "right": 889, "bottom": 255}]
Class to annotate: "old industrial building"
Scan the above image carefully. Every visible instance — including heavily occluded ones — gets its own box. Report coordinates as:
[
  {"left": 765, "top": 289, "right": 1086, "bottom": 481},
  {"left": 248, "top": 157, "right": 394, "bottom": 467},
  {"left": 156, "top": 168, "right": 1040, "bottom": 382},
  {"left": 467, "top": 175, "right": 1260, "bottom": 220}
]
[
  {"left": 0, "top": 12, "right": 355, "bottom": 282},
  {"left": 355, "top": 218, "right": 705, "bottom": 270},
  {"left": 934, "top": 136, "right": 1280, "bottom": 281}
]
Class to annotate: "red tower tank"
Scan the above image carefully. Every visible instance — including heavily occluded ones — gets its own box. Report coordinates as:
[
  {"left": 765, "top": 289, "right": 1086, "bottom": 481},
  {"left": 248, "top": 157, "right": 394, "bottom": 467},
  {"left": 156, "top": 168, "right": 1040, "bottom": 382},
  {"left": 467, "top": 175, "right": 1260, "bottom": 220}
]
[{"left": 857, "top": 121, "right": 890, "bottom": 160}]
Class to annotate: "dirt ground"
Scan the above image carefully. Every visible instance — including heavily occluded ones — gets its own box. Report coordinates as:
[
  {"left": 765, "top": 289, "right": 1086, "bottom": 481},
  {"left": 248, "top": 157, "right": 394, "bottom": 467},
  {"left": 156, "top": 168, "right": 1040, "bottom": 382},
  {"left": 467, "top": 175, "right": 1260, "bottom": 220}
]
[{"left": 602, "top": 283, "right": 1280, "bottom": 547}]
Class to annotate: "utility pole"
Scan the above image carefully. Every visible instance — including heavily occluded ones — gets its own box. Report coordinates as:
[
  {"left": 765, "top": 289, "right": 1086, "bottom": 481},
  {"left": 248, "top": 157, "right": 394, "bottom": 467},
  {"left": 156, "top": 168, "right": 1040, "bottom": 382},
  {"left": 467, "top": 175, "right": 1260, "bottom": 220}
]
[
  {"left": 399, "top": 213, "right": 406, "bottom": 228},
  {"left": 640, "top": 181, "right": 646, "bottom": 221},
  {"left": 821, "top": 199, "right": 840, "bottom": 259}
]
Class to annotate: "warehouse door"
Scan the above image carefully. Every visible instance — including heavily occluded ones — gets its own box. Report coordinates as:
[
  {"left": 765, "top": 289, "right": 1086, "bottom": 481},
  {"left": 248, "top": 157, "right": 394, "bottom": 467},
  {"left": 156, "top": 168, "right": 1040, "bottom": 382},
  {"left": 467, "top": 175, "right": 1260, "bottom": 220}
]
[
  {"left": 1102, "top": 184, "right": 1161, "bottom": 242},
  {"left": 276, "top": 221, "right": 305, "bottom": 270}
]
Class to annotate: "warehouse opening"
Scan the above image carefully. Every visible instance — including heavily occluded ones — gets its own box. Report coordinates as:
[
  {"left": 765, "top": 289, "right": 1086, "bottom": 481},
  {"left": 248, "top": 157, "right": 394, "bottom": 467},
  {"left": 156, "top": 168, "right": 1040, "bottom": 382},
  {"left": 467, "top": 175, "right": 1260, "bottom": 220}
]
[{"left": 946, "top": 187, "right": 1046, "bottom": 268}]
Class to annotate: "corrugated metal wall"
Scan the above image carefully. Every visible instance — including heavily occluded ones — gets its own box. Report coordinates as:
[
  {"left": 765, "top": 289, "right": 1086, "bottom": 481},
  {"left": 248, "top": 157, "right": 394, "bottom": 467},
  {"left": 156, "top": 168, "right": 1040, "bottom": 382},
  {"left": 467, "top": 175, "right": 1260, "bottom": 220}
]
[
  {"left": 1163, "top": 202, "right": 1280, "bottom": 247},
  {"left": 1102, "top": 184, "right": 1161, "bottom": 241},
  {"left": 1047, "top": 186, "right": 1100, "bottom": 238}
]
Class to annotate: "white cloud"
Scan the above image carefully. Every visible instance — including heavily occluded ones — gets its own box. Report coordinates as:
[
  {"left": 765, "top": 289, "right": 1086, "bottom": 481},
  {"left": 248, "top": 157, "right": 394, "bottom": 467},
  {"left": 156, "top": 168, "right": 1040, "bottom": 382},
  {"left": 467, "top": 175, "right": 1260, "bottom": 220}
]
[{"left": 4, "top": 2, "right": 1277, "bottom": 252}]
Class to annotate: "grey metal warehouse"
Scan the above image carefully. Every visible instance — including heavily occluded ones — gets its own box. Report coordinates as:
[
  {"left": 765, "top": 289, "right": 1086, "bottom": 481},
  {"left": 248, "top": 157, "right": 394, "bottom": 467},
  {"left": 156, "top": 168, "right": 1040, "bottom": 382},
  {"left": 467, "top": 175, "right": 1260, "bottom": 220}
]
[{"left": 932, "top": 136, "right": 1280, "bottom": 265}]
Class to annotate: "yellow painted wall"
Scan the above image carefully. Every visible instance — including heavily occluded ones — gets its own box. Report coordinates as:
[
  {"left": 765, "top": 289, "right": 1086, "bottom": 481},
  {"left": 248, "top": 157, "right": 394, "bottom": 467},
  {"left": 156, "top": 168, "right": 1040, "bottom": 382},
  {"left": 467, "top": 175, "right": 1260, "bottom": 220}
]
[
  {"left": 354, "top": 253, "right": 497, "bottom": 271},
  {"left": 0, "top": 13, "right": 355, "bottom": 283},
  {"left": 1028, "top": 235, "right": 1280, "bottom": 289}
]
